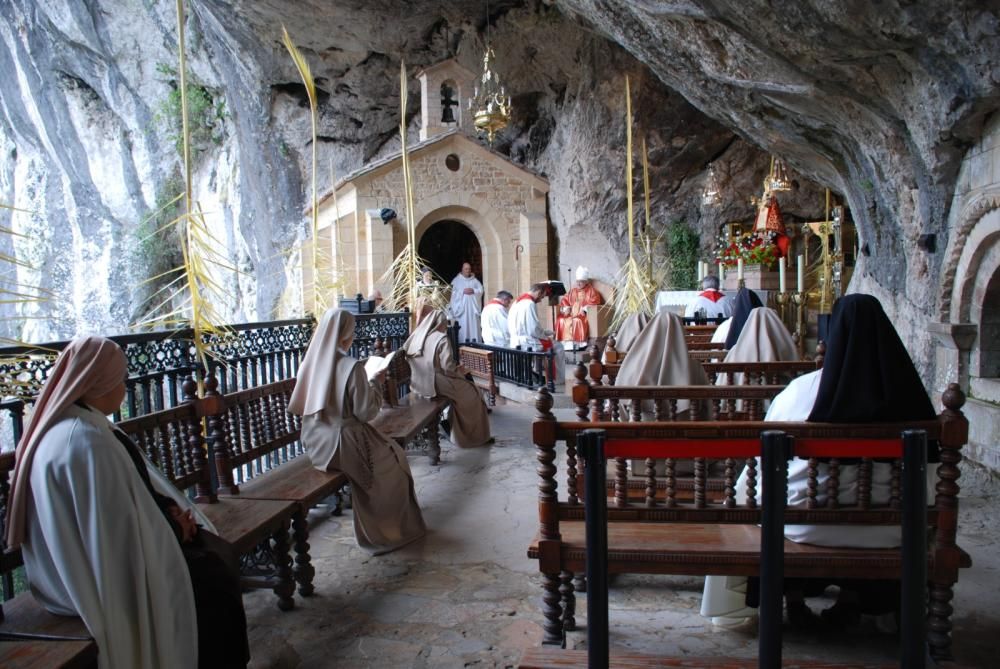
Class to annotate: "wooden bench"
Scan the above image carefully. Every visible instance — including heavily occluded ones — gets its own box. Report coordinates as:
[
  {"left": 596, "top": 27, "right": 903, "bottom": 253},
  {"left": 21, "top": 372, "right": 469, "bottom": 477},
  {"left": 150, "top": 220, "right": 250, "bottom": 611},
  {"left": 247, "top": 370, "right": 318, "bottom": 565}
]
[
  {"left": 586, "top": 358, "right": 819, "bottom": 388},
  {"left": 116, "top": 379, "right": 301, "bottom": 610},
  {"left": 520, "top": 428, "right": 940, "bottom": 669},
  {"left": 528, "top": 383, "right": 972, "bottom": 662},
  {"left": 0, "top": 376, "right": 304, "bottom": 666},
  {"left": 371, "top": 346, "right": 448, "bottom": 465},
  {"left": 202, "top": 375, "right": 347, "bottom": 599},
  {"left": 459, "top": 346, "right": 498, "bottom": 406}
]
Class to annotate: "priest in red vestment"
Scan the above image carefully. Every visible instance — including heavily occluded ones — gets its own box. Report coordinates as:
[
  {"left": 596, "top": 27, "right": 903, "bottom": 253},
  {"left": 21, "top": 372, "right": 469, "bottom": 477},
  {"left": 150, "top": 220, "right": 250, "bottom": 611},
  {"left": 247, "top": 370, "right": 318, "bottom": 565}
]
[{"left": 556, "top": 266, "right": 603, "bottom": 346}]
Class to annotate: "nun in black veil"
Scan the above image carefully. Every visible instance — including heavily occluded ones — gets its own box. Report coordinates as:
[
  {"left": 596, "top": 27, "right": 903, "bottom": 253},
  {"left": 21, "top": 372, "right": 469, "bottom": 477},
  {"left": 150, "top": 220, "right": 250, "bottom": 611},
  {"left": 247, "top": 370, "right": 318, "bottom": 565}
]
[
  {"left": 704, "top": 293, "right": 938, "bottom": 628},
  {"left": 723, "top": 288, "right": 764, "bottom": 350}
]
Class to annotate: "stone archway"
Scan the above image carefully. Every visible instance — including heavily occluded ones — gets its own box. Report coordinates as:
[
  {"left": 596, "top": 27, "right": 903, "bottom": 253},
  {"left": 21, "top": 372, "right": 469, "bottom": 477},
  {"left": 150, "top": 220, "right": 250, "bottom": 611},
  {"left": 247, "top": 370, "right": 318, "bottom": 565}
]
[
  {"left": 418, "top": 220, "right": 483, "bottom": 284},
  {"left": 414, "top": 200, "right": 508, "bottom": 297}
]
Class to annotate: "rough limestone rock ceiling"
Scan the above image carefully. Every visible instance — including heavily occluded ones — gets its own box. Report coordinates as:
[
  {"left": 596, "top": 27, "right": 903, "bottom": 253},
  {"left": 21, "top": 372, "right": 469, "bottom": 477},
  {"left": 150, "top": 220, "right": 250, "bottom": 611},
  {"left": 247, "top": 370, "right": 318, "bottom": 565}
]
[
  {"left": 553, "top": 0, "right": 1000, "bottom": 372},
  {"left": 7, "top": 0, "right": 995, "bottom": 372}
]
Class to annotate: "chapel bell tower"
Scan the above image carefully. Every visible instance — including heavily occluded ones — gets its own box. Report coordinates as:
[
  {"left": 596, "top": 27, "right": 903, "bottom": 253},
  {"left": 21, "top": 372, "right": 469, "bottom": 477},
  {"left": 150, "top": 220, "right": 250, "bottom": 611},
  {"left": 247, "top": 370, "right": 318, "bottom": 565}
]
[{"left": 417, "top": 59, "right": 476, "bottom": 141}]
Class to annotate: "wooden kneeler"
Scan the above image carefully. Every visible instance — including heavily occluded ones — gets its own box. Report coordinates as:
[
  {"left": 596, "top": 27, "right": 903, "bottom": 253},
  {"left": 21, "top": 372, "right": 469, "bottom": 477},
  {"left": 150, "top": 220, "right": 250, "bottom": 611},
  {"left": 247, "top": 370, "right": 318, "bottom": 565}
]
[{"left": 520, "top": 428, "right": 934, "bottom": 669}]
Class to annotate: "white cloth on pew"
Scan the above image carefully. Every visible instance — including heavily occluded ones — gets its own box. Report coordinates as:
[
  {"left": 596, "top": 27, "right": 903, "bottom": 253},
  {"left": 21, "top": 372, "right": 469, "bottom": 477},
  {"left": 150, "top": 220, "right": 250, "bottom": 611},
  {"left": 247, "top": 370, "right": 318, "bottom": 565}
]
[
  {"left": 23, "top": 403, "right": 198, "bottom": 669},
  {"left": 293, "top": 307, "right": 426, "bottom": 555}
]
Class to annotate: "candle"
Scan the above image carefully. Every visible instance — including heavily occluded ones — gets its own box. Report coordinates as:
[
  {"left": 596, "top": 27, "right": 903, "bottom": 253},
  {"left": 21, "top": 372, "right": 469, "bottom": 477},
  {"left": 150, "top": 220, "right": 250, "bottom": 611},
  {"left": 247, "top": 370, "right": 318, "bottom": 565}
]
[
  {"left": 778, "top": 256, "right": 787, "bottom": 293},
  {"left": 737, "top": 258, "right": 744, "bottom": 281},
  {"left": 720, "top": 264, "right": 725, "bottom": 283},
  {"left": 796, "top": 255, "right": 804, "bottom": 293}
]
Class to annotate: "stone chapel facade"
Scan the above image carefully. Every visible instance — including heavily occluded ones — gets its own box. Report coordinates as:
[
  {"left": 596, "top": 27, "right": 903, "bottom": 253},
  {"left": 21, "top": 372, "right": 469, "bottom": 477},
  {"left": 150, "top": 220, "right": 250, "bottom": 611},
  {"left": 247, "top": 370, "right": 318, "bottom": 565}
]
[{"left": 306, "top": 59, "right": 550, "bottom": 304}]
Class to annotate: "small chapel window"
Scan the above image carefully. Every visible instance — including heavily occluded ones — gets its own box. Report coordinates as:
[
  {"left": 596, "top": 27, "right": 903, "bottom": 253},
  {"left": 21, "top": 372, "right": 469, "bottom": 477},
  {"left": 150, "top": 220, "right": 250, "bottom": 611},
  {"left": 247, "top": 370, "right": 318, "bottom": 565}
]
[
  {"left": 441, "top": 82, "right": 459, "bottom": 124},
  {"left": 445, "top": 154, "right": 461, "bottom": 171}
]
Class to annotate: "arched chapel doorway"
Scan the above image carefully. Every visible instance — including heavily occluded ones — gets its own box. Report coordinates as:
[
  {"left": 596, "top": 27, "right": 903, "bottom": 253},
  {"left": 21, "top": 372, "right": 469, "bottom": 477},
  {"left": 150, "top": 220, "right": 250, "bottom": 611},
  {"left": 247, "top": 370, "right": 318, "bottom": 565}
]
[{"left": 417, "top": 220, "right": 483, "bottom": 283}]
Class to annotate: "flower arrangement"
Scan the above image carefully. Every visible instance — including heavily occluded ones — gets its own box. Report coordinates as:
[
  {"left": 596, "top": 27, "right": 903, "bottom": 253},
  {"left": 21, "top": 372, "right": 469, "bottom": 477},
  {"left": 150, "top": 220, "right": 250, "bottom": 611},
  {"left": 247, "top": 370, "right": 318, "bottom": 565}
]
[{"left": 715, "top": 233, "right": 780, "bottom": 268}]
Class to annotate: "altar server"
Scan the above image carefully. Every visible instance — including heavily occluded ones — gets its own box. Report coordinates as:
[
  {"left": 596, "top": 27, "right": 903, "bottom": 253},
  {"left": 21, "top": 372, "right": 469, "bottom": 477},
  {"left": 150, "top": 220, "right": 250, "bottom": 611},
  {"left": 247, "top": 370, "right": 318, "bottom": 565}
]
[
  {"left": 290, "top": 308, "right": 425, "bottom": 554},
  {"left": 6, "top": 336, "right": 248, "bottom": 669},
  {"left": 481, "top": 290, "right": 513, "bottom": 346},
  {"left": 404, "top": 310, "right": 493, "bottom": 447},
  {"left": 450, "top": 261, "right": 484, "bottom": 343},
  {"left": 684, "top": 274, "right": 733, "bottom": 318}
]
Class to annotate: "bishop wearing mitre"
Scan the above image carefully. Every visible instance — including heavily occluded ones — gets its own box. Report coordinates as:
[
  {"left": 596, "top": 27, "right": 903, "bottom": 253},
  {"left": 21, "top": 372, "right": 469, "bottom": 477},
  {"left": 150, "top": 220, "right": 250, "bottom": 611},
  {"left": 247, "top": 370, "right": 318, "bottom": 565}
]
[{"left": 556, "top": 266, "right": 603, "bottom": 346}]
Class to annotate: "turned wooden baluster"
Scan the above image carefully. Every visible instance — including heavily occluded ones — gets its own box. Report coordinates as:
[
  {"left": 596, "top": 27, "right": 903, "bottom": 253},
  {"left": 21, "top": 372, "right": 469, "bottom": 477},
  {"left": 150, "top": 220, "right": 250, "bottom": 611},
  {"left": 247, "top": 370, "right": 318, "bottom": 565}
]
[
  {"left": 806, "top": 457, "right": 819, "bottom": 509},
  {"left": 664, "top": 458, "right": 677, "bottom": 508},
  {"left": 645, "top": 457, "right": 657, "bottom": 507},
  {"left": 747, "top": 398, "right": 761, "bottom": 421},
  {"left": 566, "top": 435, "right": 579, "bottom": 505},
  {"left": 694, "top": 457, "right": 706, "bottom": 509},
  {"left": 724, "top": 457, "right": 736, "bottom": 508},
  {"left": 826, "top": 458, "right": 840, "bottom": 509},
  {"left": 291, "top": 510, "right": 315, "bottom": 596},
  {"left": 890, "top": 459, "right": 902, "bottom": 509},
  {"left": 610, "top": 397, "right": 621, "bottom": 422},
  {"left": 858, "top": 458, "right": 873, "bottom": 509},
  {"left": 205, "top": 376, "right": 237, "bottom": 495},
  {"left": 589, "top": 369, "right": 606, "bottom": 422},
  {"left": 533, "top": 387, "right": 563, "bottom": 645},
  {"left": 560, "top": 570, "right": 576, "bottom": 632},
  {"left": 155, "top": 426, "right": 173, "bottom": 481},
  {"left": 629, "top": 397, "right": 641, "bottom": 423},
  {"left": 573, "top": 363, "right": 589, "bottom": 421},
  {"left": 814, "top": 340, "right": 826, "bottom": 366},
  {"left": 653, "top": 399, "right": 665, "bottom": 421},
  {"left": 744, "top": 458, "right": 758, "bottom": 508},
  {"left": 928, "top": 384, "right": 967, "bottom": 662},
  {"left": 604, "top": 335, "right": 618, "bottom": 364},
  {"left": 615, "top": 457, "right": 628, "bottom": 508},
  {"left": 182, "top": 376, "right": 215, "bottom": 503}
]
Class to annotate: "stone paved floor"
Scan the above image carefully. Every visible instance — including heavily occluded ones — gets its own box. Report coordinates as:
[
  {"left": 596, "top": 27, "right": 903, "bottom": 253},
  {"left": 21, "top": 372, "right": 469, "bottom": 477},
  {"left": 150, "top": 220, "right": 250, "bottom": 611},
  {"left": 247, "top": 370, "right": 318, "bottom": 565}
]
[{"left": 243, "top": 403, "right": 999, "bottom": 668}]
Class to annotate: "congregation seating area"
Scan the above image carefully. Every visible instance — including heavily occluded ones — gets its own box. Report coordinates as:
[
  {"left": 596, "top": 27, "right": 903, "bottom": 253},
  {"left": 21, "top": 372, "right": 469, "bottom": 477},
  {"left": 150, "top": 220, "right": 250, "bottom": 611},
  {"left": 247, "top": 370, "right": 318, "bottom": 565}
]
[{"left": 527, "top": 381, "right": 972, "bottom": 662}]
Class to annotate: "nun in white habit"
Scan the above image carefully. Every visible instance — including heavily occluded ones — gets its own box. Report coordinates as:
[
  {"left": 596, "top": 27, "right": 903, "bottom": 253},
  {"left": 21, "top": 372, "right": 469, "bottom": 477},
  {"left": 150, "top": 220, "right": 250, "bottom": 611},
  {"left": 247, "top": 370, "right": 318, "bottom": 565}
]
[
  {"left": 6, "top": 336, "right": 248, "bottom": 669},
  {"left": 702, "top": 294, "right": 940, "bottom": 627},
  {"left": 289, "top": 308, "right": 426, "bottom": 555},
  {"left": 404, "top": 310, "right": 493, "bottom": 447}
]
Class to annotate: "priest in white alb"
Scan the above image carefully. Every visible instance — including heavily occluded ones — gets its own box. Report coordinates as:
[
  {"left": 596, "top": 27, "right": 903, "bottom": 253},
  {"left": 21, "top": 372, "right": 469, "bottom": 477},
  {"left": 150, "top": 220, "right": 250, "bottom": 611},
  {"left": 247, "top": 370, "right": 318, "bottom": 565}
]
[
  {"left": 450, "top": 261, "right": 484, "bottom": 343},
  {"left": 684, "top": 274, "right": 734, "bottom": 318},
  {"left": 508, "top": 283, "right": 565, "bottom": 383},
  {"left": 481, "top": 290, "right": 513, "bottom": 346}
]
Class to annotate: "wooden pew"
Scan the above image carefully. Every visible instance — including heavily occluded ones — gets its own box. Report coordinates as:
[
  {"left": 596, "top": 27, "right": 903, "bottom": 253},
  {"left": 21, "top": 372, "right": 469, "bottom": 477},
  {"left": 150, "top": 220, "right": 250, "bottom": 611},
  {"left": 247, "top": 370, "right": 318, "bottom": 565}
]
[
  {"left": 459, "top": 346, "right": 498, "bottom": 406},
  {"left": 117, "top": 378, "right": 300, "bottom": 610},
  {"left": 520, "top": 429, "right": 936, "bottom": 669},
  {"left": 372, "top": 349, "right": 449, "bottom": 465},
  {"left": 205, "top": 375, "right": 346, "bottom": 599},
  {"left": 527, "top": 384, "right": 972, "bottom": 662},
  {"left": 586, "top": 358, "right": 819, "bottom": 388}
]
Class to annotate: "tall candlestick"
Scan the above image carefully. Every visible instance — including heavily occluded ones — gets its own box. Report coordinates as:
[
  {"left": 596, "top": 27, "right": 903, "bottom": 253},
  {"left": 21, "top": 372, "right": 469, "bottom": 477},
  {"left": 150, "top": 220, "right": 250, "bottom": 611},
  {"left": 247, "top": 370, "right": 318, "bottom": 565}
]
[
  {"left": 737, "top": 258, "right": 744, "bottom": 281},
  {"left": 779, "top": 256, "right": 787, "bottom": 293},
  {"left": 796, "top": 254, "right": 804, "bottom": 293},
  {"left": 720, "top": 264, "right": 725, "bottom": 283},
  {"left": 697, "top": 261, "right": 704, "bottom": 282}
]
